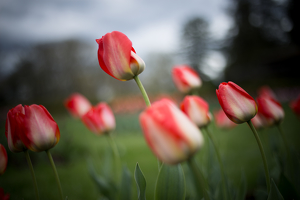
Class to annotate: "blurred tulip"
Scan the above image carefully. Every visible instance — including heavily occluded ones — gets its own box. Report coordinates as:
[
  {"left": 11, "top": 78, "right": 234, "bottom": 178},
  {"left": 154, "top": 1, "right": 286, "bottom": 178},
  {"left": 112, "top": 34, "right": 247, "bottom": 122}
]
[
  {"left": 19, "top": 105, "right": 60, "bottom": 152},
  {"left": 290, "top": 95, "right": 300, "bottom": 118},
  {"left": 213, "top": 109, "right": 237, "bottom": 129},
  {"left": 139, "top": 99, "right": 204, "bottom": 164},
  {"left": 96, "top": 31, "right": 145, "bottom": 81},
  {"left": 257, "top": 96, "right": 284, "bottom": 124},
  {"left": 216, "top": 81, "right": 257, "bottom": 124},
  {"left": 258, "top": 85, "right": 277, "bottom": 100},
  {"left": 180, "top": 95, "right": 211, "bottom": 128},
  {"left": 0, "top": 144, "right": 8, "bottom": 175},
  {"left": 0, "top": 188, "right": 10, "bottom": 200},
  {"left": 64, "top": 93, "right": 92, "bottom": 118},
  {"left": 5, "top": 104, "right": 27, "bottom": 152},
  {"left": 82, "top": 103, "right": 116, "bottom": 135},
  {"left": 251, "top": 113, "right": 267, "bottom": 130},
  {"left": 172, "top": 65, "right": 202, "bottom": 93}
]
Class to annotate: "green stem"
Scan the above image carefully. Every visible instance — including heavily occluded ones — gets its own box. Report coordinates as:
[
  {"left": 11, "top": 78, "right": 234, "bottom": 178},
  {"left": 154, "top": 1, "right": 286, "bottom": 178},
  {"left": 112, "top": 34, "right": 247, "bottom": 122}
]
[
  {"left": 276, "top": 124, "right": 289, "bottom": 155},
  {"left": 24, "top": 150, "right": 40, "bottom": 200},
  {"left": 46, "top": 150, "right": 64, "bottom": 200},
  {"left": 134, "top": 75, "right": 162, "bottom": 169},
  {"left": 247, "top": 121, "right": 270, "bottom": 193},
  {"left": 133, "top": 76, "right": 151, "bottom": 107},
  {"left": 106, "top": 133, "right": 121, "bottom": 181},
  {"left": 203, "top": 127, "right": 229, "bottom": 200},
  {"left": 187, "top": 157, "right": 210, "bottom": 200}
]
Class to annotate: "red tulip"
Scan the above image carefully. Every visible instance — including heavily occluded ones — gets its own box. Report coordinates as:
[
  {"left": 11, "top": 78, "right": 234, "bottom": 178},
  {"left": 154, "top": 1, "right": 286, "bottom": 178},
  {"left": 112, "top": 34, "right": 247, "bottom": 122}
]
[
  {"left": 251, "top": 113, "right": 267, "bottom": 130},
  {"left": 64, "top": 93, "right": 92, "bottom": 118},
  {"left": 180, "top": 95, "right": 211, "bottom": 128},
  {"left": 258, "top": 85, "right": 277, "bottom": 100},
  {"left": 290, "top": 95, "right": 300, "bottom": 118},
  {"left": 0, "top": 144, "right": 8, "bottom": 175},
  {"left": 0, "top": 188, "right": 10, "bottom": 200},
  {"left": 82, "top": 103, "right": 116, "bottom": 135},
  {"left": 257, "top": 96, "right": 284, "bottom": 124},
  {"left": 96, "top": 31, "right": 145, "bottom": 81},
  {"left": 172, "top": 65, "right": 202, "bottom": 93},
  {"left": 139, "top": 99, "right": 204, "bottom": 164},
  {"left": 216, "top": 81, "right": 257, "bottom": 124},
  {"left": 5, "top": 104, "right": 27, "bottom": 152},
  {"left": 213, "top": 109, "right": 237, "bottom": 129},
  {"left": 19, "top": 105, "right": 60, "bottom": 152}
]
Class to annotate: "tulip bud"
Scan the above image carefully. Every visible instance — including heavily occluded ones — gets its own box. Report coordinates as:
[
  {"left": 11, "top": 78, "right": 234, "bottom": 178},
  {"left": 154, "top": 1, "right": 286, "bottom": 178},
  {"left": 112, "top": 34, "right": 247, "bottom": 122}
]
[
  {"left": 0, "top": 144, "right": 8, "bottom": 175},
  {"left": 82, "top": 103, "right": 116, "bottom": 135},
  {"left": 96, "top": 31, "right": 145, "bottom": 81},
  {"left": 139, "top": 99, "right": 204, "bottom": 164},
  {"left": 258, "top": 86, "right": 277, "bottom": 100},
  {"left": 172, "top": 65, "right": 202, "bottom": 93},
  {"left": 216, "top": 81, "right": 257, "bottom": 124},
  {"left": 257, "top": 96, "right": 284, "bottom": 124},
  {"left": 20, "top": 105, "right": 60, "bottom": 152},
  {"left": 180, "top": 95, "right": 211, "bottom": 128},
  {"left": 213, "top": 109, "right": 237, "bottom": 129},
  {"left": 64, "top": 93, "right": 92, "bottom": 118},
  {"left": 290, "top": 95, "right": 300, "bottom": 118},
  {"left": 5, "top": 104, "right": 27, "bottom": 152}
]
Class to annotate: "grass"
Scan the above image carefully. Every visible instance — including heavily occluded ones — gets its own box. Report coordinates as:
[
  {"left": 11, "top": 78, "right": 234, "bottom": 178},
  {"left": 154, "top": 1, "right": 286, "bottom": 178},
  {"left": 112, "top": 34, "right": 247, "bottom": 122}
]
[{"left": 0, "top": 103, "right": 300, "bottom": 199}]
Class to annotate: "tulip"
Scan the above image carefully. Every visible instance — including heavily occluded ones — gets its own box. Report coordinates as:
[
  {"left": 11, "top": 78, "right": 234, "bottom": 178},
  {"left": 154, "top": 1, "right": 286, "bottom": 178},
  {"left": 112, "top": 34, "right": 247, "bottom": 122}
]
[
  {"left": 64, "top": 93, "right": 92, "bottom": 118},
  {"left": 251, "top": 113, "right": 267, "bottom": 130},
  {"left": 0, "top": 144, "right": 8, "bottom": 175},
  {"left": 290, "top": 95, "right": 300, "bottom": 118},
  {"left": 258, "top": 85, "right": 277, "bottom": 100},
  {"left": 82, "top": 103, "right": 116, "bottom": 134},
  {"left": 257, "top": 96, "right": 284, "bottom": 125},
  {"left": 216, "top": 81, "right": 257, "bottom": 124},
  {"left": 5, "top": 104, "right": 27, "bottom": 152},
  {"left": 180, "top": 95, "right": 211, "bottom": 128},
  {"left": 139, "top": 98, "right": 204, "bottom": 164},
  {"left": 213, "top": 109, "right": 237, "bottom": 129},
  {"left": 96, "top": 31, "right": 145, "bottom": 81},
  {"left": 172, "top": 65, "right": 202, "bottom": 93},
  {"left": 0, "top": 188, "right": 10, "bottom": 200},
  {"left": 19, "top": 105, "right": 60, "bottom": 152}
]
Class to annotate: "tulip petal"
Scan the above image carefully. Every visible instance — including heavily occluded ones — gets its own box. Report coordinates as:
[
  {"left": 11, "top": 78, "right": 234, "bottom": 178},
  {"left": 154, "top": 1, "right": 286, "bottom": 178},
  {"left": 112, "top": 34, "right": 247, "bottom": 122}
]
[
  {"left": 23, "top": 105, "right": 60, "bottom": 152},
  {"left": 102, "top": 31, "right": 134, "bottom": 80}
]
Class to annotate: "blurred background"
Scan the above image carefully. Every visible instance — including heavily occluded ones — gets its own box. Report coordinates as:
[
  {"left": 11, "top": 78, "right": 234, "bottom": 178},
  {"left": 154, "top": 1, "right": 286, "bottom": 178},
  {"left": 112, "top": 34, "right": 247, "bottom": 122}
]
[
  {"left": 1, "top": 0, "right": 299, "bottom": 112},
  {"left": 1, "top": 0, "right": 300, "bottom": 199}
]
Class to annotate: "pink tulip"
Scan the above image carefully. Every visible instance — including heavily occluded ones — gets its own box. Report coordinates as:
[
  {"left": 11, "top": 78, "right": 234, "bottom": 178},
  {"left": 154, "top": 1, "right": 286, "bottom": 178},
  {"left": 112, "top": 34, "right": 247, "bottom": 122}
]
[
  {"left": 82, "top": 103, "right": 116, "bottom": 135},
  {"left": 180, "top": 95, "right": 211, "bottom": 128},
  {"left": 139, "top": 99, "right": 204, "bottom": 164},
  {"left": 5, "top": 104, "right": 27, "bottom": 152},
  {"left": 0, "top": 144, "right": 8, "bottom": 175},
  {"left": 64, "top": 93, "right": 92, "bottom": 118},
  {"left": 19, "top": 105, "right": 60, "bottom": 152},
  {"left": 290, "top": 95, "right": 300, "bottom": 118},
  {"left": 257, "top": 96, "right": 284, "bottom": 124},
  {"left": 96, "top": 31, "right": 145, "bottom": 81},
  {"left": 172, "top": 65, "right": 202, "bottom": 93},
  {"left": 216, "top": 81, "right": 257, "bottom": 124},
  {"left": 213, "top": 109, "right": 237, "bottom": 129}
]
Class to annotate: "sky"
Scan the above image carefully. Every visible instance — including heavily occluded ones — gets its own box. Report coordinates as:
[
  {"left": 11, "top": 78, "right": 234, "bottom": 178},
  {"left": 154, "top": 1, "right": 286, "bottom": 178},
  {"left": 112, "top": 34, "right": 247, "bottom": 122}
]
[{"left": 0, "top": 0, "right": 232, "bottom": 78}]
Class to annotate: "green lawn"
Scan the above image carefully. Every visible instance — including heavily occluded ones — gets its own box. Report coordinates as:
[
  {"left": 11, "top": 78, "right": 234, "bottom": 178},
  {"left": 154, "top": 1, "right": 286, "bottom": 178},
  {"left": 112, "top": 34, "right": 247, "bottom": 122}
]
[{"left": 1, "top": 103, "right": 299, "bottom": 199}]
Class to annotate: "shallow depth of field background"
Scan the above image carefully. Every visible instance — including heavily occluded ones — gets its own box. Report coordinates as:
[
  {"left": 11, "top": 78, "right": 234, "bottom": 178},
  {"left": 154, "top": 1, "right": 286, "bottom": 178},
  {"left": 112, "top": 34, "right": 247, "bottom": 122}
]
[{"left": 0, "top": 0, "right": 300, "bottom": 199}]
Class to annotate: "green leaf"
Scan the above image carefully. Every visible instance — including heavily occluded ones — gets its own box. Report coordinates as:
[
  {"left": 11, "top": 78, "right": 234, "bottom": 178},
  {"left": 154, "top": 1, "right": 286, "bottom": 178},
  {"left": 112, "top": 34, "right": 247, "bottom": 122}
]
[
  {"left": 119, "top": 166, "right": 132, "bottom": 200},
  {"left": 134, "top": 163, "right": 147, "bottom": 200},
  {"left": 235, "top": 171, "right": 247, "bottom": 200},
  {"left": 155, "top": 163, "right": 186, "bottom": 200},
  {"left": 88, "top": 160, "right": 117, "bottom": 200},
  {"left": 267, "top": 179, "right": 284, "bottom": 200}
]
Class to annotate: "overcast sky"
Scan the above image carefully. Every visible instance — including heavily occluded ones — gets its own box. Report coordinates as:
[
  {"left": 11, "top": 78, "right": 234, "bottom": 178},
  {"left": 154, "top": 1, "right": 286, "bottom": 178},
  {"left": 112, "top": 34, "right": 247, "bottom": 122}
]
[{"left": 0, "top": 0, "right": 232, "bottom": 78}]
